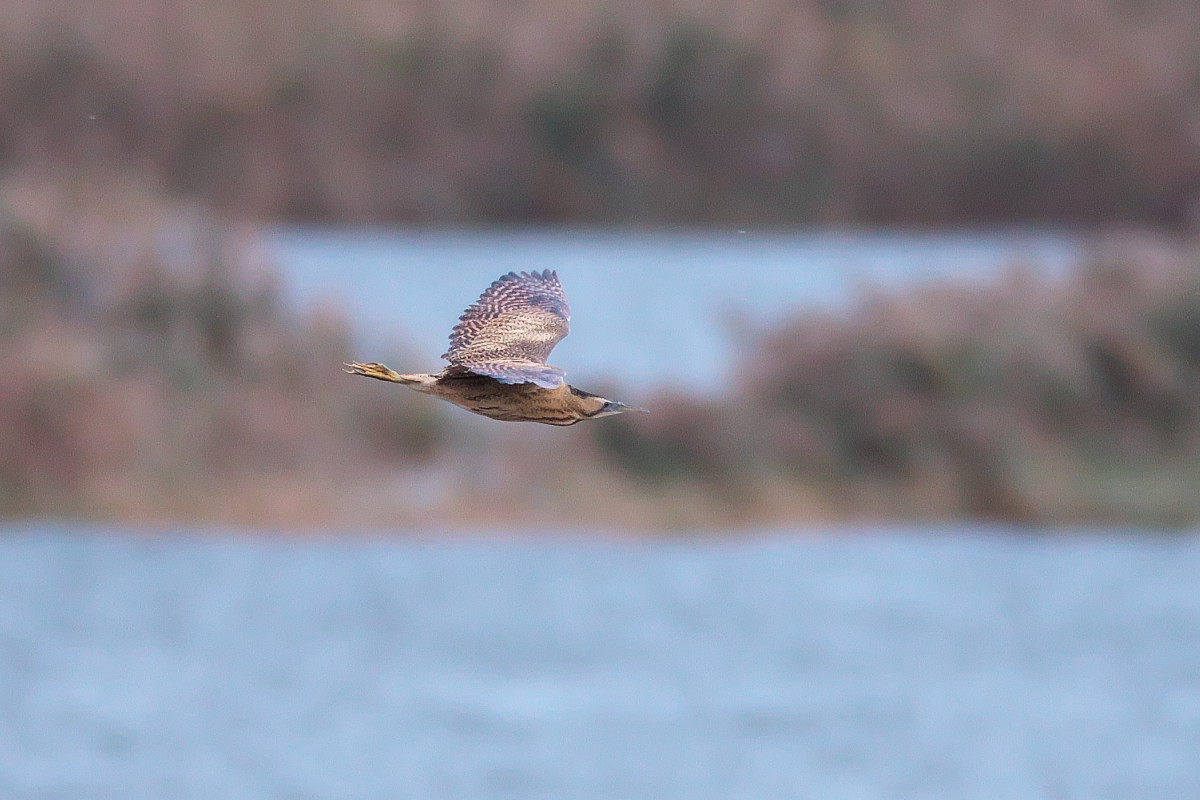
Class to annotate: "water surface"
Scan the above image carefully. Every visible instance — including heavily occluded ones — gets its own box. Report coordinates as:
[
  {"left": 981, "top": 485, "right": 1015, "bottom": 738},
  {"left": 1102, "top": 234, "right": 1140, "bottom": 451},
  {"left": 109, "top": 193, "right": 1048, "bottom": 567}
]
[{"left": 1, "top": 525, "right": 1196, "bottom": 799}]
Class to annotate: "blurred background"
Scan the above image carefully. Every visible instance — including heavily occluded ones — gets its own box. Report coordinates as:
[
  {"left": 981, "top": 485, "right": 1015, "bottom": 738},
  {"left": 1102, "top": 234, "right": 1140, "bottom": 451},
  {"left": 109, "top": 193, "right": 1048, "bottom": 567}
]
[{"left": 2, "top": 1, "right": 1199, "bottom": 798}]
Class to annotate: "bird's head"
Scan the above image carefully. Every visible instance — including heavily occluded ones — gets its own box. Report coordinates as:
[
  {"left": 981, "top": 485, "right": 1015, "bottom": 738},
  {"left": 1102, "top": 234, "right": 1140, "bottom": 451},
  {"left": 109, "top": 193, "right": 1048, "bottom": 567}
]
[{"left": 569, "top": 386, "right": 648, "bottom": 421}]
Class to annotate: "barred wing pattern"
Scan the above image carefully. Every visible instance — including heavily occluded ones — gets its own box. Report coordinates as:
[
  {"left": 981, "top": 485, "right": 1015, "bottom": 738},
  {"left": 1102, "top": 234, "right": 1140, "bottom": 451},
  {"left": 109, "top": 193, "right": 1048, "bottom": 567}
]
[{"left": 442, "top": 270, "right": 571, "bottom": 388}]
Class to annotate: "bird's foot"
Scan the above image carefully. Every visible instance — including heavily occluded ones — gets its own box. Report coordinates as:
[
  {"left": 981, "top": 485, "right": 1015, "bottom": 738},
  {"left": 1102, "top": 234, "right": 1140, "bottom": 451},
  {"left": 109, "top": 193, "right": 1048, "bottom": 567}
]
[{"left": 343, "top": 361, "right": 404, "bottom": 382}]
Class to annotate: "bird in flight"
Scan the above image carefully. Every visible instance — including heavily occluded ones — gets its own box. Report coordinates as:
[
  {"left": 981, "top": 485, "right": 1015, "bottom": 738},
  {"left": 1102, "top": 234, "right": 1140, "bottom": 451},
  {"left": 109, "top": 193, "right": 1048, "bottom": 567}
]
[{"left": 345, "top": 270, "right": 646, "bottom": 425}]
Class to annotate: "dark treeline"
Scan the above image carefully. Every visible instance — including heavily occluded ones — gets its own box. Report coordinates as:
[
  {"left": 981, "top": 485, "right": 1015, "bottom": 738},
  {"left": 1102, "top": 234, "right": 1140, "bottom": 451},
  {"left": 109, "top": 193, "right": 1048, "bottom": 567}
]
[
  {"left": 2, "top": 0, "right": 1199, "bottom": 227},
  {"left": 3, "top": 187, "right": 1197, "bottom": 527}
]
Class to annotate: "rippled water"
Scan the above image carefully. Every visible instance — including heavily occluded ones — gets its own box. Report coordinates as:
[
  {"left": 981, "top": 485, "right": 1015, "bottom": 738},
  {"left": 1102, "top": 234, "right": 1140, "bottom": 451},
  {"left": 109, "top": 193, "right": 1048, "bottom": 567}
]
[{"left": 1, "top": 526, "right": 1197, "bottom": 800}]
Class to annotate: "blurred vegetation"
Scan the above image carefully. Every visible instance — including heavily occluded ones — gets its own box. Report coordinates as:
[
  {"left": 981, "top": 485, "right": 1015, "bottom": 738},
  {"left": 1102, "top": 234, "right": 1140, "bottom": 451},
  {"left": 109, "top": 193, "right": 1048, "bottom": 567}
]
[
  {"left": 3, "top": 0, "right": 1199, "bottom": 529},
  {"left": 1, "top": 0, "right": 1198, "bottom": 226},
  {"left": 595, "top": 236, "right": 1200, "bottom": 526},
  {"left": 2, "top": 178, "right": 1198, "bottom": 528},
  {"left": 0, "top": 183, "right": 447, "bottom": 525}
]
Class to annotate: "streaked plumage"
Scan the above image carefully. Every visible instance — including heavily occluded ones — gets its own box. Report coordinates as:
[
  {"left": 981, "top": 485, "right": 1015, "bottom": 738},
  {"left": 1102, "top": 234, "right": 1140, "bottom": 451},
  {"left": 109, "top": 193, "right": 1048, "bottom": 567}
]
[{"left": 345, "top": 270, "right": 645, "bottom": 425}]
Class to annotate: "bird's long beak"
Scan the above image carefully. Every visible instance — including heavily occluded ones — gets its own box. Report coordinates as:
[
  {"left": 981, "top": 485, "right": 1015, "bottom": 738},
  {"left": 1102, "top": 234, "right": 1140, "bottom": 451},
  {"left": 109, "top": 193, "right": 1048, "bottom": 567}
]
[{"left": 607, "top": 401, "right": 649, "bottom": 415}]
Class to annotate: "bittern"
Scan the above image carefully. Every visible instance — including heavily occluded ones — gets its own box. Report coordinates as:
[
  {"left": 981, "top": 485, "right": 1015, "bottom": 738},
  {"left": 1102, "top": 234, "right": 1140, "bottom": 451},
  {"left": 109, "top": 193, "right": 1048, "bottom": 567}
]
[{"left": 345, "top": 270, "right": 646, "bottom": 425}]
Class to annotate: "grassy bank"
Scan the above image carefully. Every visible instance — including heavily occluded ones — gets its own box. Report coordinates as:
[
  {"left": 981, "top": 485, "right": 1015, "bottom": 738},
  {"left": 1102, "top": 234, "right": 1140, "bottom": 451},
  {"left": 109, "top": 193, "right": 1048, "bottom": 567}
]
[
  {"left": 3, "top": 181, "right": 1197, "bottom": 528},
  {"left": 598, "top": 235, "right": 1200, "bottom": 526},
  {"left": 0, "top": 182, "right": 444, "bottom": 525}
]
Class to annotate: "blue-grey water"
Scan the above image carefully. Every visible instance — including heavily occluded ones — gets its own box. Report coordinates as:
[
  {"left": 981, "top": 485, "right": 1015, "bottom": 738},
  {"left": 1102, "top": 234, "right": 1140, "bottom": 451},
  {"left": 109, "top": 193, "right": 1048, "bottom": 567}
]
[
  {"left": 266, "top": 229, "right": 1078, "bottom": 392},
  {"left": 2, "top": 526, "right": 1197, "bottom": 799}
]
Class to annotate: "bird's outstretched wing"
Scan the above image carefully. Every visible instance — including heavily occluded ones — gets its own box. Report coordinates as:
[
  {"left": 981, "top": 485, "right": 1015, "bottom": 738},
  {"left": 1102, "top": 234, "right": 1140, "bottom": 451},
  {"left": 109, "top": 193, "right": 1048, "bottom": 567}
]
[
  {"left": 443, "top": 270, "right": 571, "bottom": 388},
  {"left": 444, "top": 361, "right": 566, "bottom": 389}
]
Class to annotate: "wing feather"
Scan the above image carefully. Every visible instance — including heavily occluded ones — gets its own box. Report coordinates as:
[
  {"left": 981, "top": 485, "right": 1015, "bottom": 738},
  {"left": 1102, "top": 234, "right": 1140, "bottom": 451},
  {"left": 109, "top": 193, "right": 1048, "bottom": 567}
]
[
  {"left": 442, "top": 270, "right": 571, "bottom": 386},
  {"left": 454, "top": 361, "right": 566, "bottom": 389}
]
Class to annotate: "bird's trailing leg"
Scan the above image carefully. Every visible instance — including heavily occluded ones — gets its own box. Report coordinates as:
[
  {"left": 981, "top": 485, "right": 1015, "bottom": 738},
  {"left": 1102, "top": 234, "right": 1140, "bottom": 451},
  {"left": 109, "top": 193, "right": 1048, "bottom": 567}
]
[
  {"left": 344, "top": 362, "right": 439, "bottom": 391},
  {"left": 344, "top": 361, "right": 405, "bottom": 382}
]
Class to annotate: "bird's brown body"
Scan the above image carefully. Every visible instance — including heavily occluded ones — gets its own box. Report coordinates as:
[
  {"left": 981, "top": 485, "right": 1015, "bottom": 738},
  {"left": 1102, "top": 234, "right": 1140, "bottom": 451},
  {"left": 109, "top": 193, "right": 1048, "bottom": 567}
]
[
  {"left": 345, "top": 270, "right": 644, "bottom": 425},
  {"left": 344, "top": 362, "right": 619, "bottom": 425}
]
